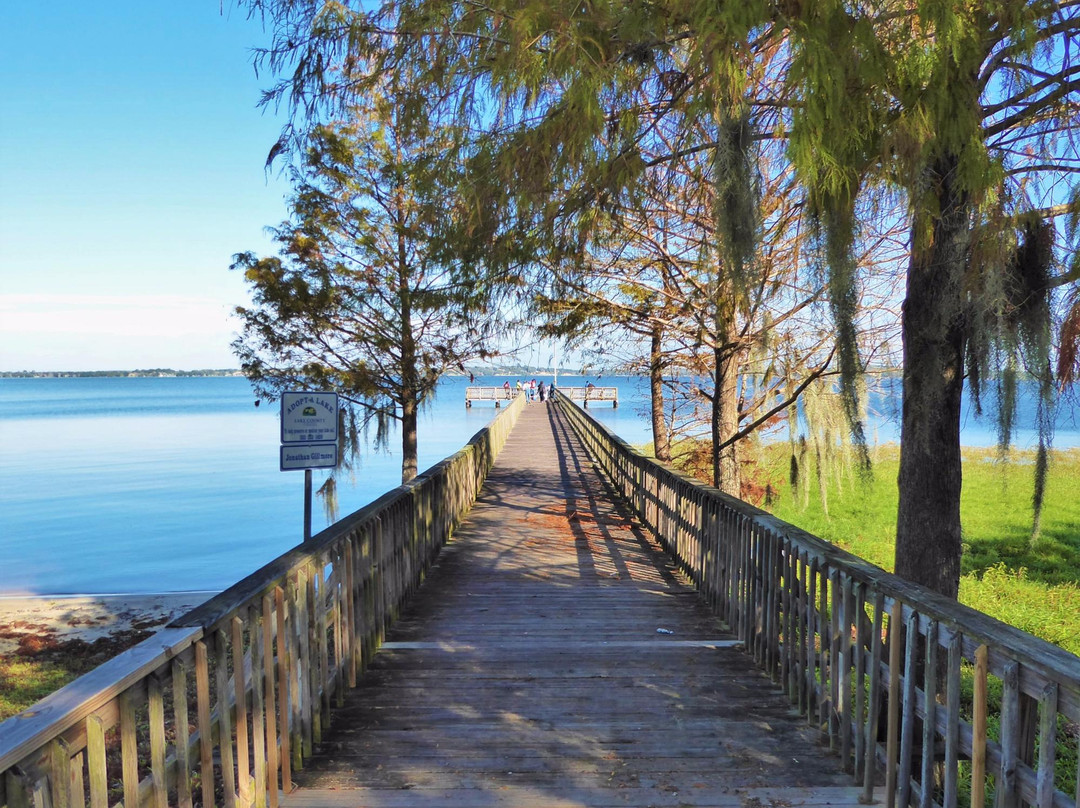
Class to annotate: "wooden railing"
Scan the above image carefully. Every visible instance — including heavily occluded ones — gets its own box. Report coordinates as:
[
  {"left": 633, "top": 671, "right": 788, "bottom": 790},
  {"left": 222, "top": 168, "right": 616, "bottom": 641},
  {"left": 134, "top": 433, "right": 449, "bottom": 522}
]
[
  {"left": 0, "top": 392, "right": 526, "bottom": 808},
  {"left": 561, "top": 386, "right": 618, "bottom": 407},
  {"left": 464, "top": 386, "right": 515, "bottom": 406},
  {"left": 555, "top": 392, "right": 1080, "bottom": 808}
]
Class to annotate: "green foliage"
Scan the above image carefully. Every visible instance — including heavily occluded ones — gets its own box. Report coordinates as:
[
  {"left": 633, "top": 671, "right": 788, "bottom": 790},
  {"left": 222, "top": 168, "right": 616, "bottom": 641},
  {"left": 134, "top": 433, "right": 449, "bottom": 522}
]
[
  {"left": 233, "top": 90, "right": 503, "bottom": 482},
  {"left": 766, "top": 444, "right": 1080, "bottom": 653},
  {"left": 240, "top": 0, "right": 1080, "bottom": 592},
  {"left": 960, "top": 564, "right": 1080, "bottom": 656},
  {"left": 0, "top": 657, "right": 73, "bottom": 722}
]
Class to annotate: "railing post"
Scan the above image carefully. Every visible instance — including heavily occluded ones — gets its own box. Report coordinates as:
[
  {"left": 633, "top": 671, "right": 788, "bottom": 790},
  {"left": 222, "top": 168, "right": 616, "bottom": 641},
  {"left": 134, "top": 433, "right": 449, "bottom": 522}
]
[
  {"left": 231, "top": 617, "right": 251, "bottom": 807},
  {"left": 195, "top": 639, "right": 216, "bottom": 808},
  {"left": 262, "top": 594, "right": 281, "bottom": 808},
  {"left": 276, "top": 584, "right": 295, "bottom": 792},
  {"left": 120, "top": 688, "right": 141, "bottom": 808},
  {"left": 943, "top": 630, "right": 962, "bottom": 808},
  {"left": 313, "top": 560, "right": 329, "bottom": 744},
  {"left": 919, "top": 620, "right": 938, "bottom": 808},
  {"left": 214, "top": 629, "right": 238, "bottom": 808},
  {"left": 853, "top": 582, "right": 868, "bottom": 781},
  {"left": 797, "top": 551, "right": 810, "bottom": 714},
  {"left": 290, "top": 571, "right": 309, "bottom": 768},
  {"left": 897, "top": 610, "right": 919, "bottom": 808},
  {"left": 840, "top": 576, "right": 854, "bottom": 771},
  {"left": 1035, "top": 683, "right": 1058, "bottom": 808},
  {"left": 862, "top": 590, "right": 885, "bottom": 804},
  {"left": 173, "top": 656, "right": 194, "bottom": 808},
  {"left": 998, "top": 661, "right": 1021, "bottom": 808},
  {"left": 49, "top": 738, "right": 71, "bottom": 808},
  {"left": 784, "top": 543, "right": 797, "bottom": 700},
  {"left": 817, "top": 564, "right": 831, "bottom": 735},
  {"left": 828, "top": 569, "right": 841, "bottom": 751},
  {"left": 1017, "top": 688, "right": 1040, "bottom": 808},
  {"left": 148, "top": 672, "right": 168, "bottom": 808},
  {"left": 5, "top": 767, "right": 31, "bottom": 808},
  {"left": 885, "top": 601, "right": 903, "bottom": 808},
  {"left": 250, "top": 604, "right": 268, "bottom": 808},
  {"left": 806, "top": 557, "right": 820, "bottom": 728},
  {"left": 345, "top": 537, "right": 358, "bottom": 689},
  {"left": 971, "top": 644, "right": 989, "bottom": 808}
]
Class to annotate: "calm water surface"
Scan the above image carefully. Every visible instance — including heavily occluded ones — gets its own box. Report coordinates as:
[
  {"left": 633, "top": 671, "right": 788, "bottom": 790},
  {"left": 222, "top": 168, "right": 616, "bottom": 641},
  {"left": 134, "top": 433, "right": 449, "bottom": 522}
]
[
  {"left": 0, "top": 375, "right": 652, "bottom": 595},
  {"left": 2, "top": 375, "right": 1076, "bottom": 595}
]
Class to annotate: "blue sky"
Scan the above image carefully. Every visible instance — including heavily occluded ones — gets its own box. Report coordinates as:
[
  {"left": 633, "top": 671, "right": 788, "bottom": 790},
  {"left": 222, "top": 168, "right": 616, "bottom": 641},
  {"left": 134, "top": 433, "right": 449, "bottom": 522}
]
[{"left": 0, "top": 3, "right": 293, "bottom": 371}]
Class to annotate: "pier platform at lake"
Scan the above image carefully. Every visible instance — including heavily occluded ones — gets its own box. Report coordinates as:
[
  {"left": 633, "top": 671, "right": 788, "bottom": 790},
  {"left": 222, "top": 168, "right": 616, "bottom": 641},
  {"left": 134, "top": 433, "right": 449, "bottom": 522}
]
[{"left": 465, "top": 385, "right": 618, "bottom": 407}]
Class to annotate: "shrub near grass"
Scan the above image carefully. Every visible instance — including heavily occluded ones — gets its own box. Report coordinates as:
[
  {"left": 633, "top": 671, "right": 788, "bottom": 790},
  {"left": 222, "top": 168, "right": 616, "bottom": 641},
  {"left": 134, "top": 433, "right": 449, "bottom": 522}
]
[{"left": 764, "top": 445, "right": 1080, "bottom": 655}]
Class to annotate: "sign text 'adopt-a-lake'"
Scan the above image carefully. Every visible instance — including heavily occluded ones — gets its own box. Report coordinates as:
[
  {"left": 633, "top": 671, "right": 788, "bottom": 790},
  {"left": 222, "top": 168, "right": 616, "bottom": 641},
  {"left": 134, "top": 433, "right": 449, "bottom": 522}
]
[{"left": 280, "top": 392, "right": 339, "bottom": 444}]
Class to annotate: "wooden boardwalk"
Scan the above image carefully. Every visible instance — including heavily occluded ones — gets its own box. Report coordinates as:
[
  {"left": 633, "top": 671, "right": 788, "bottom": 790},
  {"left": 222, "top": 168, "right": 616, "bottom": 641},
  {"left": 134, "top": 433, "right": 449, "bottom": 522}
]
[{"left": 283, "top": 404, "right": 867, "bottom": 807}]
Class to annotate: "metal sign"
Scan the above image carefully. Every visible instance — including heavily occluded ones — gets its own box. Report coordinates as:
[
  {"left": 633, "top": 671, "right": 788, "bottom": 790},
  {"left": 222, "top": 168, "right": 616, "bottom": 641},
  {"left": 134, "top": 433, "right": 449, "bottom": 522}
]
[
  {"left": 280, "top": 391, "right": 339, "bottom": 444},
  {"left": 280, "top": 443, "right": 338, "bottom": 472}
]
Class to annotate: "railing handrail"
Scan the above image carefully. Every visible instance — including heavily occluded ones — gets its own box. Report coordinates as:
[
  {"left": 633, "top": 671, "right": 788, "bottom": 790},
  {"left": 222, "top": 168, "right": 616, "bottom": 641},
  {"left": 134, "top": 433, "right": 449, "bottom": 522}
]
[
  {"left": 561, "top": 385, "right": 617, "bottom": 396},
  {"left": 0, "top": 627, "right": 203, "bottom": 775},
  {"left": 552, "top": 390, "right": 1080, "bottom": 686},
  {"left": 173, "top": 474, "right": 426, "bottom": 632},
  {"left": 553, "top": 390, "right": 1080, "bottom": 808},
  {"left": 0, "top": 393, "right": 526, "bottom": 790}
]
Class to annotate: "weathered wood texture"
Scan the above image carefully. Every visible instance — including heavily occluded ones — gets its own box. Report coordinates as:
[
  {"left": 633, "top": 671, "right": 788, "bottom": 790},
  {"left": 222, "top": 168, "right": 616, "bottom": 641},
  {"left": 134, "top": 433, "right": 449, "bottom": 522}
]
[
  {"left": 464, "top": 386, "right": 517, "bottom": 407},
  {"left": 285, "top": 404, "right": 854, "bottom": 807},
  {"left": 558, "top": 393, "right": 1080, "bottom": 808},
  {"left": 561, "top": 386, "right": 619, "bottom": 406},
  {"left": 0, "top": 396, "right": 527, "bottom": 808}
]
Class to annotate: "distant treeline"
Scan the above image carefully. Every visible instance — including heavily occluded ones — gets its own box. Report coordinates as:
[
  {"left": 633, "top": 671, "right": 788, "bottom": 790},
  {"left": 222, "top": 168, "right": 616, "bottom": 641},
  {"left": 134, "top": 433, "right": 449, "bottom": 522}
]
[{"left": 0, "top": 369, "right": 243, "bottom": 379}]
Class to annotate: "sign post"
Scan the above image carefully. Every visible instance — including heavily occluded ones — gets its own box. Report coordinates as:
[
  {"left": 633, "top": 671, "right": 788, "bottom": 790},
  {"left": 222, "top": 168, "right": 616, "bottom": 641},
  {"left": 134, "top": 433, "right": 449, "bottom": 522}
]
[
  {"left": 280, "top": 392, "right": 339, "bottom": 542},
  {"left": 305, "top": 469, "right": 312, "bottom": 543}
]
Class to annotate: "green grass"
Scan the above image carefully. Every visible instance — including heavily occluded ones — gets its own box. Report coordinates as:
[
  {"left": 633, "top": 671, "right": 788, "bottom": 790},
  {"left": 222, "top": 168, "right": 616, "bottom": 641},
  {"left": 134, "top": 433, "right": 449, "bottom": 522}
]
[
  {"left": 0, "top": 657, "right": 75, "bottom": 721},
  {"left": 763, "top": 445, "right": 1080, "bottom": 655}
]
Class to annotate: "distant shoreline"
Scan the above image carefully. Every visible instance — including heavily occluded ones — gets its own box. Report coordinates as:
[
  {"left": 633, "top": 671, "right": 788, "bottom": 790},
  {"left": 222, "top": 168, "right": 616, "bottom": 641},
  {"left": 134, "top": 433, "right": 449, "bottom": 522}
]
[
  {"left": 0, "top": 369, "right": 244, "bottom": 379},
  {"left": 0, "top": 368, "right": 607, "bottom": 380}
]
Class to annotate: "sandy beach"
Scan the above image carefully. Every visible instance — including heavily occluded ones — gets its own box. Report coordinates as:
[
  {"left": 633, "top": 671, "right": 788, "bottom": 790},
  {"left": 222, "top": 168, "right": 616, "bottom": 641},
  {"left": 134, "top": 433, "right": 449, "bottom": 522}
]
[{"left": 0, "top": 592, "right": 216, "bottom": 657}]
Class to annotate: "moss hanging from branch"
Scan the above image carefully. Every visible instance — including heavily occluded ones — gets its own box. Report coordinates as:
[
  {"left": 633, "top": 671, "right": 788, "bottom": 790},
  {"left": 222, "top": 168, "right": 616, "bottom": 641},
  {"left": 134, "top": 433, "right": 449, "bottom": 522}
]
[
  {"left": 815, "top": 201, "right": 872, "bottom": 476},
  {"left": 967, "top": 216, "right": 1058, "bottom": 543},
  {"left": 712, "top": 106, "right": 760, "bottom": 303}
]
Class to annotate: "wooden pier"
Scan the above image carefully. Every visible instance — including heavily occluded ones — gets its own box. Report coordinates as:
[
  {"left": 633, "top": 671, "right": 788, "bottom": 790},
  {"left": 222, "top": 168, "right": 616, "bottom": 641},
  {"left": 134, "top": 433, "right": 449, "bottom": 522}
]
[
  {"left": 465, "top": 385, "right": 618, "bottom": 407},
  {"left": 283, "top": 404, "right": 862, "bottom": 807}
]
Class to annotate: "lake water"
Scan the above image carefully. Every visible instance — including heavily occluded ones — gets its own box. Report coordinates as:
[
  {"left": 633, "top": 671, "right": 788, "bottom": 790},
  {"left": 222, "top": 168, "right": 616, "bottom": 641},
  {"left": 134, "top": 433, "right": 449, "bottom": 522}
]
[
  {"left": 0, "top": 375, "right": 650, "bottom": 596},
  {"left": 2, "top": 374, "right": 1077, "bottom": 595}
]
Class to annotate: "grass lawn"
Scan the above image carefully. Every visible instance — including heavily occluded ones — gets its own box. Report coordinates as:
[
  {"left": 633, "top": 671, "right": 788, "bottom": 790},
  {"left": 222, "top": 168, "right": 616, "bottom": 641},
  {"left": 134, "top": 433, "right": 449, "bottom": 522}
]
[
  {"left": 0, "top": 628, "right": 157, "bottom": 722},
  {"left": 762, "top": 445, "right": 1080, "bottom": 654},
  {"left": 0, "top": 657, "right": 74, "bottom": 721}
]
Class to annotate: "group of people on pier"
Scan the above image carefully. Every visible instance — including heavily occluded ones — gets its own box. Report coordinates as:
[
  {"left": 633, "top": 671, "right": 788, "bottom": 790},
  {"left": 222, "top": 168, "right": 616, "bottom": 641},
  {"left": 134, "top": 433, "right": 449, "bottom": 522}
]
[{"left": 502, "top": 378, "right": 554, "bottom": 402}]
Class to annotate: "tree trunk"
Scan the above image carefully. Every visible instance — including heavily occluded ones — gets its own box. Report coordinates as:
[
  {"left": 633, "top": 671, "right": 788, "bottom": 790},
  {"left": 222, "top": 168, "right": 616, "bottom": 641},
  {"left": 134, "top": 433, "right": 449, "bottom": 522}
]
[
  {"left": 396, "top": 183, "right": 418, "bottom": 484},
  {"left": 400, "top": 394, "right": 418, "bottom": 483},
  {"left": 712, "top": 343, "right": 741, "bottom": 497},
  {"left": 894, "top": 153, "right": 970, "bottom": 601},
  {"left": 650, "top": 325, "right": 671, "bottom": 462}
]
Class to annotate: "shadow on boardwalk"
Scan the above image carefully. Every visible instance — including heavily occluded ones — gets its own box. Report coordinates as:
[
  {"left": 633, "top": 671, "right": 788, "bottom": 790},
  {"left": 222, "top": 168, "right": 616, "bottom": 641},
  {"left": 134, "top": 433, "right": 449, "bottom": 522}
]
[{"left": 283, "top": 404, "right": 862, "bottom": 808}]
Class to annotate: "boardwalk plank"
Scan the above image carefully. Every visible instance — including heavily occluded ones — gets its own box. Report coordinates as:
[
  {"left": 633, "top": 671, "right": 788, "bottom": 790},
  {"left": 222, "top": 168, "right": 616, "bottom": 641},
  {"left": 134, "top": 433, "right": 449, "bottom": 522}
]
[
  {"left": 285, "top": 404, "right": 854, "bottom": 807},
  {"left": 284, "top": 785, "right": 880, "bottom": 808}
]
